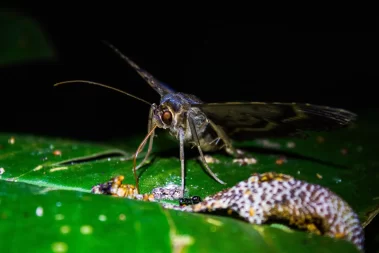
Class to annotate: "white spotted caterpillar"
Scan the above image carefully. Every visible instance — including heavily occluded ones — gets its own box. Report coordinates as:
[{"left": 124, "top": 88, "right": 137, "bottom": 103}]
[{"left": 92, "top": 172, "right": 364, "bottom": 252}]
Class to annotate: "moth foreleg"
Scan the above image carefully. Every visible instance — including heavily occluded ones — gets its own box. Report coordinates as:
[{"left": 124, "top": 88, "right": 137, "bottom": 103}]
[
  {"left": 135, "top": 105, "right": 155, "bottom": 171},
  {"left": 188, "top": 112, "right": 226, "bottom": 185},
  {"left": 179, "top": 127, "right": 186, "bottom": 198}
]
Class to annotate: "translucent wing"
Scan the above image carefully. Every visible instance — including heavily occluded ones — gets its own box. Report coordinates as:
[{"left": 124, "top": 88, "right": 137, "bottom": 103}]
[
  {"left": 104, "top": 41, "right": 175, "bottom": 96},
  {"left": 192, "top": 102, "right": 357, "bottom": 139}
]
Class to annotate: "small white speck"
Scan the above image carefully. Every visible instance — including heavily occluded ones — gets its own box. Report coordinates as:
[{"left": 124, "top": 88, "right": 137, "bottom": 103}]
[
  {"left": 36, "top": 206, "right": 43, "bottom": 217},
  {"left": 8, "top": 137, "right": 15, "bottom": 144},
  {"left": 233, "top": 157, "right": 257, "bottom": 165},
  {"left": 257, "top": 139, "right": 281, "bottom": 149},
  {"left": 56, "top": 202, "right": 62, "bottom": 207},
  {"left": 107, "top": 158, "right": 111, "bottom": 161},
  {"left": 80, "top": 225, "right": 93, "bottom": 234},
  {"left": 0, "top": 168, "right": 5, "bottom": 175},
  {"left": 51, "top": 242, "right": 68, "bottom": 253},
  {"left": 297, "top": 171, "right": 301, "bottom": 175},
  {"left": 286, "top": 142, "right": 296, "bottom": 148},
  {"left": 98, "top": 214, "right": 107, "bottom": 222},
  {"left": 203, "top": 155, "right": 220, "bottom": 164},
  {"left": 334, "top": 178, "right": 342, "bottom": 184},
  {"left": 49, "top": 144, "right": 55, "bottom": 149}
]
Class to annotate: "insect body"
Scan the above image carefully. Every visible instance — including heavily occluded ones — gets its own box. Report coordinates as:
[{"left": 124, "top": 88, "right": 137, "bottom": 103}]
[
  {"left": 179, "top": 196, "right": 202, "bottom": 206},
  {"left": 55, "top": 42, "right": 357, "bottom": 198}
]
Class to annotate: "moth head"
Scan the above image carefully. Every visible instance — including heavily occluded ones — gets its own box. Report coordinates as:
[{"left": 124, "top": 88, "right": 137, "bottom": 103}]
[
  {"left": 152, "top": 94, "right": 189, "bottom": 129},
  {"left": 152, "top": 104, "right": 175, "bottom": 129}
]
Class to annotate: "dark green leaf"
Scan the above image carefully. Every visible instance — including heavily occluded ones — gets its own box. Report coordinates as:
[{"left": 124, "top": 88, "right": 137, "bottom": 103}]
[
  {"left": 0, "top": 109, "right": 377, "bottom": 252},
  {"left": 0, "top": 180, "right": 359, "bottom": 253}
]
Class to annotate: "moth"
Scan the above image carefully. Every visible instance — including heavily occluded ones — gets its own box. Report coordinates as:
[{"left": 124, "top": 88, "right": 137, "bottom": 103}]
[{"left": 55, "top": 42, "right": 357, "bottom": 198}]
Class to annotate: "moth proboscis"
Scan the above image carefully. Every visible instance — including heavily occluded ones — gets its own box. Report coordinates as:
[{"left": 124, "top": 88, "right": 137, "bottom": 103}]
[{"left": 54, "top": 41, "right": 357, "bottom": 198}]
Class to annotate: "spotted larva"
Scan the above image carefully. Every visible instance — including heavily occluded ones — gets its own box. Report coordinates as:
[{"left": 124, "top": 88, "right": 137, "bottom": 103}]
[{"left": 92, "top": 172, "right": 364, "bottom": 251}]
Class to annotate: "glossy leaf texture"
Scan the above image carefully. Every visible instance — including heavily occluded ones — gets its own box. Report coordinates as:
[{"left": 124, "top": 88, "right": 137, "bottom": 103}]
[
  {"left": 0, "top": 11, "right": 56, "bottom": 66},
  {"left": 0, "top": 177, "right": 359, "bottom": 253},
  {"left": 0, "top": 108, "right": 378, "bottom": 252}
]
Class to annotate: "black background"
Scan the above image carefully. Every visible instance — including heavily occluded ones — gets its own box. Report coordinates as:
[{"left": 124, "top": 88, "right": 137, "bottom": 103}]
[{"left": 0, "top": 11, "right": 378, "bottom": 142}]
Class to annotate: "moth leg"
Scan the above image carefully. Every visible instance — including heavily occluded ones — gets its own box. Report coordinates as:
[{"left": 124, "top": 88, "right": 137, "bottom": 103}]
[
  {"left": 179, "top": 127, "right": 186, "bottom": 198},
  {"left": 188, "top": 112, "right": 226, "bottom": 185},
  {"left": 207, "top": 120, "right": 246, "bottom": 158},
  {"left": 135, "top": 105, "right": 155, "bottom": 171}
]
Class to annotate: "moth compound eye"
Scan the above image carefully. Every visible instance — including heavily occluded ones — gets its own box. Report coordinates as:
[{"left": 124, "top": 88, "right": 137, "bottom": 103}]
[{"left": 162, "top": 111, "right": 172, "bottom": 125}]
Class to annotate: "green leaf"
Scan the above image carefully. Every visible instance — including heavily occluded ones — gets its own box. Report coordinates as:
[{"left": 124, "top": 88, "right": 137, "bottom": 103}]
[
  {"left": 0, "top": 180, "right": 359, "bottom": 253},
  {"left": 0, "top": 108, "right": 377, "bottom": 252},
  {"left": 0, "top": 11, "right": 56, "bottom": 66}
]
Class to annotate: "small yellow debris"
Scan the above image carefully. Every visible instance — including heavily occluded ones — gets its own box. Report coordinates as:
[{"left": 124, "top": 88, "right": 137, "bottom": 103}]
[
  {"left": 49, "top": 167, "right": 68, "bottom": 172},
  {"left": 33, "top": 165, "right": 43, "bottom": 172},
  {"left": 316, "top": 173, "right": 323, "bottom": 179},
  {"left": 334, "top": 232, "right": 346, "bottom": 239},
  {"left": 119, "top": 213, "right": 126, "bottom": 221},
  {"left": 80, "top": 225, "right": 93, "bottom": 235},
  {"left": 249, "top": 208, "right": 255, "bottom": 217},
  {"left": 60, "top": 225, "right": 71, "bottom": 234},
  {"left": 51, "top": 242, "right": 68, "bottom": 253},
  {"left": 8, "top": 137, "right": 15, "bottom": 144}
]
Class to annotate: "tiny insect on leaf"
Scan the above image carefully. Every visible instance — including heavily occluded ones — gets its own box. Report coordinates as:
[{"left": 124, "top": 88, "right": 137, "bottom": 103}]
[
  {"left": 54, "top": 41, "right": 357, "bottom": 198},
  {"left": 179, "top": 196, "right": 202, "bottom": 206}
]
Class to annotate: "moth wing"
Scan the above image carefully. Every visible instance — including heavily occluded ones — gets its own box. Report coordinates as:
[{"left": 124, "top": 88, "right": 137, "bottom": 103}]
[
  {"left": 105, "top": 42, "right": 175, "bottom": 96},
  {"left": 124, "top": 56, "right": 175, "bottom": 96},
  {"left": 192, "top": 102, "right": 357, "bottom": 139}
]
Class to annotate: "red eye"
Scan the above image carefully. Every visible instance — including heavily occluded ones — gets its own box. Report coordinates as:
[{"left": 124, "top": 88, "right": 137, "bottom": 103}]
[{"left": 162, "top": 111, "right": 172, "bottom": 125}]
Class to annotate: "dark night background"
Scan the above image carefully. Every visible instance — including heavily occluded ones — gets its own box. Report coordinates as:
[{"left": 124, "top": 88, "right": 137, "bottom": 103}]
[{"left": 0, "top": 12, "right": 378, "bottom": 143}]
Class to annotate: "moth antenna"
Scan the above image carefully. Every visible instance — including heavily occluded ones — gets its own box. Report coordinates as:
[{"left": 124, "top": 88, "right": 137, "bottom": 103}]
[
  {"left": 54, "top": 80, "right": 152, "bottom": 106},
  {"left": 133, "top": 124, "right": 157, "bottom": 194}
]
